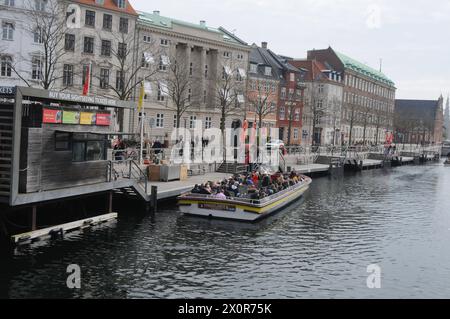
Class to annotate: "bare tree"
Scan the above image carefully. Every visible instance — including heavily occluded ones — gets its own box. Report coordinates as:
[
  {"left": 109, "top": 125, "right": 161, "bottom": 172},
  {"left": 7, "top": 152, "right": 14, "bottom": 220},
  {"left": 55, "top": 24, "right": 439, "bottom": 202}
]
[
  {"left": 161, "top": 55, "right": 199, "bottom": 129},
  {"left": 107, "top": 31, "right": 161, "bottom": 130},
  {"left": 214, "top": 61, "right": 246, "bottom": 160},
  {"left": 11, "top": 0, "right": 68, "bottom": 89},
  {"left": 346, "top": 100, "right": 358, "bottom": 146},
  {"left": 285, "top": 89, "right": 302, "bottom": 146},
  {"left": 247, "top": 78, "right": 276, "bottom": 129}
]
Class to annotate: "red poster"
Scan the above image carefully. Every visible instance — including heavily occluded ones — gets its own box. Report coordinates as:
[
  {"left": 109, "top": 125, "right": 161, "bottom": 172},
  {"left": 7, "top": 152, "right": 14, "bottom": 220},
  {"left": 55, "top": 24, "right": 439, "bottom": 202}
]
[
  {"left": 42, "top": 108, "right": 62, "bottom": 124},
  {"left": 96, "top": 113, "right": 111, "bottom": 126}
]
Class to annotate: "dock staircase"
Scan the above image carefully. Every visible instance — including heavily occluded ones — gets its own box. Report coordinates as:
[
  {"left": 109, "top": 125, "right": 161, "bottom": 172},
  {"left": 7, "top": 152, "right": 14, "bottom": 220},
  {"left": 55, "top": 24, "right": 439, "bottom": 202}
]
[
  {"left": 0, "top": 101, "right": 13, "bottom": 203},
  {"left": 110, "top": 160, "right": 150, "bottom": 201}
]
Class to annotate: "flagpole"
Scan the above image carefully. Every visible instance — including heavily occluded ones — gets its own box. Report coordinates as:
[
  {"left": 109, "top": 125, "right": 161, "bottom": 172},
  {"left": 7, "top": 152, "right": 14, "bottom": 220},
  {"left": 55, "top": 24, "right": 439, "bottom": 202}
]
[{"left": 140, "top": 104, "right": 145, "bottom": 165}]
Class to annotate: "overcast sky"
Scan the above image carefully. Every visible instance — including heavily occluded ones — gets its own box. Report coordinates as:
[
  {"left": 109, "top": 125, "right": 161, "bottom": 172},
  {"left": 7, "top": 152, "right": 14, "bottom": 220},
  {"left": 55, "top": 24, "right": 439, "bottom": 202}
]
[{"left": 133, "top": 0, "right": 450, "bottom": 101}]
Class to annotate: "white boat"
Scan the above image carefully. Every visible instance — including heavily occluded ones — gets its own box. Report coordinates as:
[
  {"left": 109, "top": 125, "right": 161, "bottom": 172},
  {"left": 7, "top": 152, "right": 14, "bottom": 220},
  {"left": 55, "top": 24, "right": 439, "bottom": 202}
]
[{"left": 177, "top": 176, "right": 312, "bottom": 222}]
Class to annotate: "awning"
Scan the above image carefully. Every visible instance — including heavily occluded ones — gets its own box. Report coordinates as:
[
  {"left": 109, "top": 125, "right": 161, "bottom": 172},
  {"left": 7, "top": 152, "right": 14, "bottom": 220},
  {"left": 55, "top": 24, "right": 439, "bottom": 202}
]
[
  {"left": 161, "top": 55, "right": 170, "bottom": 66},
  {"left": 238, "top": 68, "right": 247, "bottom": 78},
  {"left": 223, "top": 66, "right": 232, "bottom": 75},
  {"left": 143, "top": 52, "right": 155, "bottom": 64}
]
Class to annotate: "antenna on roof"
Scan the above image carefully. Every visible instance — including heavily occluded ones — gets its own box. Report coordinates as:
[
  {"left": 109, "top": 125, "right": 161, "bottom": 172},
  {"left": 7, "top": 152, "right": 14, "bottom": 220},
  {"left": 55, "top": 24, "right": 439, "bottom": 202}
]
[{"left": 379, "top": 58, "right": 383, "bottom": 72}]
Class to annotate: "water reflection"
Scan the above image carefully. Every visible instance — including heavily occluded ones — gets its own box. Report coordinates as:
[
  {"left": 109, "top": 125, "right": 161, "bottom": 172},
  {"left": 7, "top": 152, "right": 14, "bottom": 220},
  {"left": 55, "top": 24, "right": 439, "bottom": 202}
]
[{"left": 1, "top": 163, "right": 450, "bottom": 298}]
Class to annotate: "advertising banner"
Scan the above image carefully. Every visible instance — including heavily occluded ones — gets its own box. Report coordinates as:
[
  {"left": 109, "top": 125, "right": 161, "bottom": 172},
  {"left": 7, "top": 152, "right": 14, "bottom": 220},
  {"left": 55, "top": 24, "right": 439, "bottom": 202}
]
[
  {"left": 42, "top": 109, "right": 62, "bottom": 124},
  {"left": 96, "top": 113, "right": 111, "bottom": 126},
  {"left": 62, "top": 111, "right": 80, "bottom": 124},
  {"left": 80, "top": 112, "right": 96, "bottom": 125}
]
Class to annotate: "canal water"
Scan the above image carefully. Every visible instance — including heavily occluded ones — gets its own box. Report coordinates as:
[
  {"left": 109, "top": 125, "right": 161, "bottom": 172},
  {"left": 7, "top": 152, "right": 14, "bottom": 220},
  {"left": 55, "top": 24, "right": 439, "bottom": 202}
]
[{"left": 1, "top": 163, "right": 450, "bottom": 299}]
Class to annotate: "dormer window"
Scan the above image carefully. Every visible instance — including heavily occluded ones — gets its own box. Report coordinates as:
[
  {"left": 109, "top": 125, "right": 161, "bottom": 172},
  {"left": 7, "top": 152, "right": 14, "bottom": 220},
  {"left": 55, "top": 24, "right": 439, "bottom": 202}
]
[
  {"left": 250, "top": 63, "right": 257, "bottom": 73},
  {"left": 264, "top": 66, "right": 272, "bottom": 76},
  {"left": 117, "top": 0, "right": 126, "bottom": 9}
]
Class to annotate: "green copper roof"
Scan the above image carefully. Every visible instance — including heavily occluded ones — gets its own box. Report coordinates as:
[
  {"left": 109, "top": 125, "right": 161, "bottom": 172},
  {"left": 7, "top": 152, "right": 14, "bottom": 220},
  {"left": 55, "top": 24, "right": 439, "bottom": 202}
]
[
  {"left": 137, "top": 11, "right": 244, "bottom": 45},
  {"left": 335, "top": 51, "right": 395, "bottom": 87}
]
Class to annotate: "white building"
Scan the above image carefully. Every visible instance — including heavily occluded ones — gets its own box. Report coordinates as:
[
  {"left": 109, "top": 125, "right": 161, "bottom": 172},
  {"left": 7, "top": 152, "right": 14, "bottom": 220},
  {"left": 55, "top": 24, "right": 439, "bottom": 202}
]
[
  {"left": 0, "top": 0, "right": 47, "bottom": 87},
  {"left": 133, "top": 10, "right": 250, "bottom": 144}
]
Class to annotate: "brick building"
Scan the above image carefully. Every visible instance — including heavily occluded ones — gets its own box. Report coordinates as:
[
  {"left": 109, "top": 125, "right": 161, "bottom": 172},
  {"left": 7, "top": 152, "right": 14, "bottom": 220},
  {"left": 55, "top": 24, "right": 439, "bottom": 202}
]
[
  {"left": 308, "top": 47, "right": 396, "bottom": 145},
  {"left": 394, "top": 96, "right": 444, "bottom": 145}
]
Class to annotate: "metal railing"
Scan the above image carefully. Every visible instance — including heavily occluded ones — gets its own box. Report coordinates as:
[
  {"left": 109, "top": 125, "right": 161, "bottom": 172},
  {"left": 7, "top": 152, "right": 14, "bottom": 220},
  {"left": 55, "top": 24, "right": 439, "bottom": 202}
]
[{"left": 108, "top": 159, "right": 148, "bottom": 194}]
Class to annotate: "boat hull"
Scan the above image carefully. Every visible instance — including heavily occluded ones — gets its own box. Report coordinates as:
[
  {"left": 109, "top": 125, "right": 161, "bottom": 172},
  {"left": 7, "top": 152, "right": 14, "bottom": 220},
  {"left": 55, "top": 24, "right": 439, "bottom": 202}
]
[{"left": 178, "top": 179, "right": 311, "bottom": 222}]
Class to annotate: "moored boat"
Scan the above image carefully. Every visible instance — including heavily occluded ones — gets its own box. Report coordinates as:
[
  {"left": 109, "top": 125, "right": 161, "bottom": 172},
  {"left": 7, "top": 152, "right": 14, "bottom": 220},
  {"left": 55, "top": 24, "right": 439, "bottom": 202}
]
[{"left": 178, "top": 175, "right": 312, "bottom": 222}]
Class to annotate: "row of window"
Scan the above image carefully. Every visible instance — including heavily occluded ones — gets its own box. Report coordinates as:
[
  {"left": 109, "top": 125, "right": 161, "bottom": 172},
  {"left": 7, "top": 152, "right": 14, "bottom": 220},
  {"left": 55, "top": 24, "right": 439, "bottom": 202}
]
[
  {"left": 343, "top": 126, "right": 387, "bottom": 140},
  {"left": 151, "top": 114, "right": 214, "bottom": 129},
  {"left": 279, "top": 107, "right": 301, "bottom": 121},
  {"left": 249, "top": 80, "right": 277, "bottom": 93},
  {"left": 2, "top": 0, "right": 46, "bottom": 10},
  {"left": 344, "top": 92, "right": 394, "bottom": 113},
  {"left": 83, "top": 10, "right": 129, "bottom": 33},
  {"left": 64, "top": 34, "right": 127, "bottom": 58},
  {"left": 345, "top": 74, "right": 394, "bottom": 99},
  {"left": 61, "top": 64, "right": 126, "bottom": 91}
]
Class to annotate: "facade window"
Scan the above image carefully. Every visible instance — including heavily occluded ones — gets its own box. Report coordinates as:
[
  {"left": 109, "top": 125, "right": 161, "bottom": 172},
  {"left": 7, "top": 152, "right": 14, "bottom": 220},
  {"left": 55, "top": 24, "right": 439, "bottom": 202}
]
[
  {"left": 83, "top": 37, "right": 94, "bottom": 54},
  {"left": 101, "top": 40, "right": 111, "bottom": 56},
  {"left": 204, "top": 64, "right": 208, "bottom": 78},
  {"left": 205, "top": 116, "right": 212, "bottom": 129},
  {"left": 189, "top": 62, "right": 193, "bottom": 76},
  {"left": 159, "top": 55, "right": 169, "bottom": 71},
  {"left": 279, "top": 107, "right": 285, "bottom": 120},
  {"left": 189, "top": 115, "right": 197, "bottom": 129},
  {"left": 281, "top": 87, "right": 286, "bottom": 99},
  {"left": 203, "top": 90, "right": 207, "bottom": 103},
  {"left": 33, "top": 27, "right": 43, "bottom": 43},
  {"left": 187, "top": 88, "right": 191, "bottom": 102},
  {"left": 118, "top": 42, "right": 127, "bottom": 59},
  {"left": 5, "top": 0, "right": 15, "bottom": 6},
  {"left": 85, "top": 10, "right": 96, "bottom": 27},
  {"left": 55, "top": 132, "right": 71, "bottom": 151},
  {"left": 264, "top": 82, "right": 270, "bottom": 92},
  {"left": 99, "top": 68, "right": 110, "bottom": 89},
  {"left": 143, "top": 35, "right": 151, "bottom": 43},
  {"left": 2, "top": 22, "right": 14, "bottom": 40},
  {"left": 236, "top": 53, "right": 244, "bottom": 60},
  {"left": 63, "top": 64, "right": 74, "bottom": 86},
  {"left": 119, "top": 17, "right": 128, "bottom": 33},
  {"left": 31, "top": 57, "right": 42, "bottom": 80},
  {"left": 156, "top": 114, "right": 164, "bottom": 128},
  {"left": 173, "top": 114, "right": 177, "bottom": 128},
  {"left": 223, "top": 51, "right": 231, "bottom": 58},
  {"left": 65, "top": 34, "right": 75, "bottom": 51},
  {"left": 318, "top": 84, "right": 324, "bottom": 94},
  {"left": 295, "top": 109, "right": 300, "bottom": 121},
  {"left": 72, "top": 134, "right": 106, "bottom": 162},
  {"left": 294, "top": 128, "right": 299, "bottom": 139},
  {"left": 117, "top": 0, "right": 126, "bottom": 9},
  {"left": 160, "top": 38, "right": 169, "bottom": 46},
  {"left": 35, "top": 0, "right": 46, "bottom": 11},
  {"left": 0, "top": 56, "right": 12, "bottom": 77},
  {"left": 103, "top": 14, "right": 112, "bottom": 31},
  {"left": 290, "top": 73, "right": 295, "bottom": 82},
  {"left": 116, "top": 70, "right": 124, "bottom": 91}
]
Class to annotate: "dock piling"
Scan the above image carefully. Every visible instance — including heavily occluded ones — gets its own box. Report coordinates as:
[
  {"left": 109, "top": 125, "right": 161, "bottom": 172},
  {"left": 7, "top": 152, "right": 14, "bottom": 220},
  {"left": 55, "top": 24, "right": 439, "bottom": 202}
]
[
  {"left": 151, "top": 186, "right": 158, "bottom": 213},
  {"left": 30, "top": 206, "right": 37, "bottom": 231}
]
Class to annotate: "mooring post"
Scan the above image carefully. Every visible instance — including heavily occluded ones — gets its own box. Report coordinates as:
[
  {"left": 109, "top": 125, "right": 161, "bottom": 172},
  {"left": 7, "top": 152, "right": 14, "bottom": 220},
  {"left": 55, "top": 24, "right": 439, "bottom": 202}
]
[
  {"left": 108, "top": 191, "right": 113, "bottom": 214},
  {"left": 151, "top": 186, "right": 158, "bottom": 213},
  {"left": 30, "top": 205, "right": 37, "bottom": 231}
]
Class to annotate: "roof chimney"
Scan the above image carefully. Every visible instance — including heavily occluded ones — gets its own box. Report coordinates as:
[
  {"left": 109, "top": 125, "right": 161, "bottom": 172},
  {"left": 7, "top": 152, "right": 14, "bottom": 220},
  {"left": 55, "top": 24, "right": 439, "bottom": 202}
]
[
  {"left": 153, "top": 10, "right": 160, "bottom": 15},
  {"left": 200, "top": 20, "right": 206, "bottom": 27},
  {"left": 261, "top": 42, "right": 268, "bottom": 49}
]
